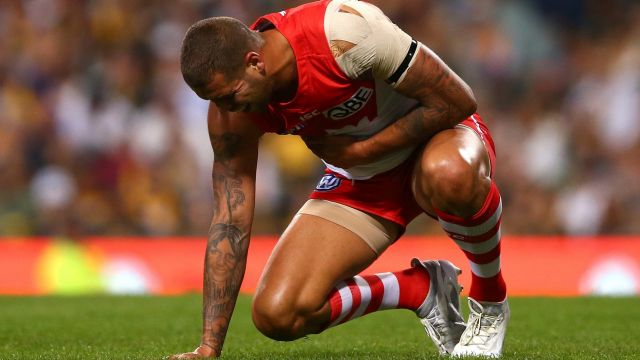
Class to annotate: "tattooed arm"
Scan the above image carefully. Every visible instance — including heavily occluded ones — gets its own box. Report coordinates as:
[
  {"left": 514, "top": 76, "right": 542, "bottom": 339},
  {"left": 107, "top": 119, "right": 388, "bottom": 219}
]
[
  {"left": 304, "top": 44, "right": 477, "bottom": 168},
  {"left": 361, "top": 45, "right": 477, "bottom": 160},
  {"left": 170, "top": 103, "right": 262, "bottom": 359}
]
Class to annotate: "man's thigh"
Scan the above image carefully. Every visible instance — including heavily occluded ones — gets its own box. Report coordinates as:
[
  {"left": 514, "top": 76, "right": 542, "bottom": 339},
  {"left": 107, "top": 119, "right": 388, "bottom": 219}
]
[{"left": 256, "top": 213, "right": 379, "bottom": 311}]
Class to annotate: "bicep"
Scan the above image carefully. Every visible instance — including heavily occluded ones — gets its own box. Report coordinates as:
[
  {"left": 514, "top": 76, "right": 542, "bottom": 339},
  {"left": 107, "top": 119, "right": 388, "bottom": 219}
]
[
  {"left": 207, "top": 103, "right": 263, "bottom": 223},
  {"left": 327, "top": 1, "right": 413, "bottom": 80},
  {"left": 207, "top": 102, "right": 263, "bottom": 175},
  {"left": 333, "top": 2, "right": 475, "bottom": 110},
  {"left": 394, "top": 45, "right": 476, "bottom": 113}
]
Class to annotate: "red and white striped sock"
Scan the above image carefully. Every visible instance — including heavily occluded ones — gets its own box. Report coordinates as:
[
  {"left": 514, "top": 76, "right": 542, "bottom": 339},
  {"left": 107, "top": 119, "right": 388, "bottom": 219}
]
[
  {"left": 435, "top": 181, "right": 507, "bottom": 302},
  {"left": 325, "top": 267, "right": 430, "bottom": 329}
]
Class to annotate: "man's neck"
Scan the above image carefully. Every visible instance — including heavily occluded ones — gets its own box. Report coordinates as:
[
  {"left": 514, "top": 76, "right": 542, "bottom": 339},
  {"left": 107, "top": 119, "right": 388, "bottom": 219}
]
[{"left": 261, "top": 29, "right": 298, "bottom": 103}]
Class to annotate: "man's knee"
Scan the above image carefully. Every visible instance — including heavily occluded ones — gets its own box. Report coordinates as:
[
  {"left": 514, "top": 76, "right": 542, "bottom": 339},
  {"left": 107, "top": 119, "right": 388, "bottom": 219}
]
[
  {"left": 417, "top": 144, "right": 490, "bottom": 216},
  {"left": 251, "top": 291, "right": 318, "bottom": 341}
]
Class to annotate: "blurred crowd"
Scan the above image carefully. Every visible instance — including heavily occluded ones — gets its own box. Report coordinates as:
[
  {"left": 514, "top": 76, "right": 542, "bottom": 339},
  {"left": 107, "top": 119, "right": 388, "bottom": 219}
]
[{"left": 1, "top": 0, "right": 639, "bottom": 237}]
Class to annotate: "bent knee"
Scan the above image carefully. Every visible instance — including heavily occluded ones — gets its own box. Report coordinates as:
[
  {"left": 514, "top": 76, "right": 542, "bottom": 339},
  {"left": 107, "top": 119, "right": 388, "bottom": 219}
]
[
  {"left": 418, "top": 145, "right": 490, "bottom": 215},
  {"left": 252, "top": 292, "right": 318, "bottom": 341},
  {"left": 424, "top": 155, "right": 478, "bottom": 199}
]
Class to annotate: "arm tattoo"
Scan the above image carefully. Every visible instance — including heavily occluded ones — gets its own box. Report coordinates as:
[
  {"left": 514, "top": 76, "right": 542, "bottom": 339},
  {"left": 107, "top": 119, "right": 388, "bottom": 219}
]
[
  {"left": 202, "top": 222, "right": 249, "bottom": 352},
  {"left": 212, "top": 174, "right": 245, "bottom": 223},
  {"left": 401, "top": 100, "right": 454, "bottom": 140},
  {"left": 393, "top": 50, "right": 469, "bottom": 141},
  {"left": 223, "top": 177, "right": 245, "bottom": 215},
  {"left": 211, "top": 133, "right": 241, "bottom": 163},
  {"left": 211, "top": 132, "right": 246, "bottom": 222},
  {"left": 329, "top": 40, "right": 355, "bottom": 58},
  {"left": 201, "top": 130, "right": 252, "bottom": 354}
]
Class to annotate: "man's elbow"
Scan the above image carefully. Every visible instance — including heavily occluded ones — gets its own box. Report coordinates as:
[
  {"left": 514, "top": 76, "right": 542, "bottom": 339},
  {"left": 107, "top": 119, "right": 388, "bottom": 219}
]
[
  {"left": 462, "top": 98, "right": 477, "bottom": 118},
  {"left": 460, "top": 85, "right": 477, "bottom": 117}
]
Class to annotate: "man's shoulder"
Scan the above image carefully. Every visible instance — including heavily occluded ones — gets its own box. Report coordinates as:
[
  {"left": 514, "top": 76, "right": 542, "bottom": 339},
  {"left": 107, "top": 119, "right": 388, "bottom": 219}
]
[{"left": 252, "top": 0, "right": 329, "bottom": 29}]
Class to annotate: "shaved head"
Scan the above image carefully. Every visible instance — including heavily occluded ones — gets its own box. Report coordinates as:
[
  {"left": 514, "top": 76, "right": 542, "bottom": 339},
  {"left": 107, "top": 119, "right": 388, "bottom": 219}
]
[{"left": 180, "top": 17, "right": 264, "bottom": 90}]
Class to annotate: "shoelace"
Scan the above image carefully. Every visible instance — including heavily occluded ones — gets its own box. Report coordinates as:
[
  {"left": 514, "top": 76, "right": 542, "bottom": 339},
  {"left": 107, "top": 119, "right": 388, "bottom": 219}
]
[
  {"left": 427, "top": 306, "right": 458, "bottom": 343},
  {"left": 462, "top": 310, "right": 503, "bottom": 345}
]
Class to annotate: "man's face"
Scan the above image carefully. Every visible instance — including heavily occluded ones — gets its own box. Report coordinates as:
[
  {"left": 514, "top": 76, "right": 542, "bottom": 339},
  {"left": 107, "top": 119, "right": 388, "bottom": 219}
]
[
  {"left": 198, "top": 68, "right": 270, "bottom": 113},
  {"left": 209, "top": 237, "right": 238, "bottom": 282}
]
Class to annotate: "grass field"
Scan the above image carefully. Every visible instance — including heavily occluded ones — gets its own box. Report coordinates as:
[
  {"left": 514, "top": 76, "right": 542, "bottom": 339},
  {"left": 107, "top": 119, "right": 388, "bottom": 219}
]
[{"left": 0, "top": 295, "right": 638, "bottom": 359}]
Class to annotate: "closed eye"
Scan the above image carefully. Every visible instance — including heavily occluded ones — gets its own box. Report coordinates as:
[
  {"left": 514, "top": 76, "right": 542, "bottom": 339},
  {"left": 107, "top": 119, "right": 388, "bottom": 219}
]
[{"left": 215, "top": 82, "right": 243, "bottom": 103}]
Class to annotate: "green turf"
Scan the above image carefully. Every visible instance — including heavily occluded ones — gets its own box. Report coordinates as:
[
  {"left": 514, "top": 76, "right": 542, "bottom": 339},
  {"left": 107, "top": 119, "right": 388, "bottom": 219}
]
[{"left": 0, "top": 295, "right": 638, "bottom": 359}]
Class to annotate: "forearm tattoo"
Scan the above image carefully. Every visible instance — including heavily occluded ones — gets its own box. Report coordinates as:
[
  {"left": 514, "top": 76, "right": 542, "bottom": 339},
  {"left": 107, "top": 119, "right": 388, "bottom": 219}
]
[
  {"left": 211, "top": 133, "right": 246, "bottom": 221},
  {"left": 202, "top": 132, "right": 251, "bottom": 354},
  {"left": 211, "top": 133, "right": 241, "bottom": 162},
  {"left": 394, "top": 47, "right": 471, "bottom": 141},
  {"left": 400, "top": 100, "right": 455, "bottom": 141}
]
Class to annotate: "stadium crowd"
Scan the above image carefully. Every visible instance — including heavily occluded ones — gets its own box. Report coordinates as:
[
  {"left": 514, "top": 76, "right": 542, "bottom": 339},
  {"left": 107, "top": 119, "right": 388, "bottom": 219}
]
[{"left": 0, "top": 0, "right": 639, "bottom": 236}]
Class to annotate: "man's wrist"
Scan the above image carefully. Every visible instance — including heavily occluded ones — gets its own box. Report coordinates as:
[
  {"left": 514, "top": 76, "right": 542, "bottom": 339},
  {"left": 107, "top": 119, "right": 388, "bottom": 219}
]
[
  {"left": 198, "top": 341, "right": 219, "bottom": 356},
  {"left": 357, "top": 137, "right": 377, "bottom": 162}
]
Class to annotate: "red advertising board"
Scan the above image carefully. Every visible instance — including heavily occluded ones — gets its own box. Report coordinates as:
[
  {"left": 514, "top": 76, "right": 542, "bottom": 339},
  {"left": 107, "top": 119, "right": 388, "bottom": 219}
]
[{"left": 0, "top": 236, "right": 638, "bottom": 296}]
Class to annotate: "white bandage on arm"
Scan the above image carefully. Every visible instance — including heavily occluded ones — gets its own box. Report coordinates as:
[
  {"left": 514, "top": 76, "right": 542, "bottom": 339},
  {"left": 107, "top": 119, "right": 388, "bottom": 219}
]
[{"left": 325, "top": 0, "right": 418, "bottom": 86}]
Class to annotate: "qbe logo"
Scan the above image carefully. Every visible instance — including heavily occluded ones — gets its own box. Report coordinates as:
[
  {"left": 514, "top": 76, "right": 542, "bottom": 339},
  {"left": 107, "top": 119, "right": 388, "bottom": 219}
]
[
  {"left": 315, "top": 174, "right": 342, "bottom": 191},
  {"left": 323, "top": 87, "right": 373, "bottom": 120}
]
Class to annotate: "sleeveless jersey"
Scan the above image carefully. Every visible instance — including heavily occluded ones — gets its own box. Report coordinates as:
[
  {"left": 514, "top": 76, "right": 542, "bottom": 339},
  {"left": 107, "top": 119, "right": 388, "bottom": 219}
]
[{"left": 250, "top": 0, "right": 419, "bottom": 180}]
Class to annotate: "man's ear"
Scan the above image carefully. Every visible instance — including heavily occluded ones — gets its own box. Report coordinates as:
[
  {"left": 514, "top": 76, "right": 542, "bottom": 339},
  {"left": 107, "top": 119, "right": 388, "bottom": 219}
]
[{"left": 245, "top": 51, "right": 265, "bottom": 72}]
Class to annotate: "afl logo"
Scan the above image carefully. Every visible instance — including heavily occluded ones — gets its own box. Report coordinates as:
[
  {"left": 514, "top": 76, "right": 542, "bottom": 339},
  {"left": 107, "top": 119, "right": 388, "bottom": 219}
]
[
  {"left": 323, "top": 87, "right": 373, "bottom": 120},
  {"left": 315, "top": 174, "right": 342, "bottom": 191}
]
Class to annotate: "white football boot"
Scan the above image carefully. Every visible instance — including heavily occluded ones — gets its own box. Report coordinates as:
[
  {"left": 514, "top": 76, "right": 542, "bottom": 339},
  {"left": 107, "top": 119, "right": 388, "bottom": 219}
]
[
  {"left": 412, "top": 259, "right": 466, "bottom": 355},
  {"left": 452, "top": 297, "right": 510, "bottom": 357}
]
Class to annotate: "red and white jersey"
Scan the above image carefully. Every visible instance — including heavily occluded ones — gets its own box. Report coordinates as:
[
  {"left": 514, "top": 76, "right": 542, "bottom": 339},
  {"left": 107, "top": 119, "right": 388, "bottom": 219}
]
[{"left": 250, "top": 0, "right": 420, "bottom": 180}]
